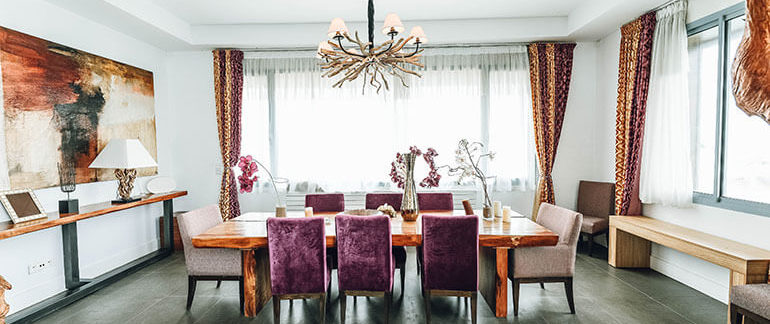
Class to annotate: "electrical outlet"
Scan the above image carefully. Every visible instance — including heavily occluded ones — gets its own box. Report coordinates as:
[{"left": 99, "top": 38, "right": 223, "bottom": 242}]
[{"left": 28, "top": 259, "right": 52, "bottom": 274}]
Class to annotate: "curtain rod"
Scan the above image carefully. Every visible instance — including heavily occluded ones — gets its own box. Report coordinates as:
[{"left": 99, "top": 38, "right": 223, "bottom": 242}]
[{"left": 239, "top": 41, "right": 572, "bottom": 53}]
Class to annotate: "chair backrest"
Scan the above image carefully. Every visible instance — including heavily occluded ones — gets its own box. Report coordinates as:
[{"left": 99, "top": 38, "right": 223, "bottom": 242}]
[
  {"left": 267, "top": 217, "right": 327, "bottom": 295},
  {"left": 421, "top": 214, "right": 479, "bottom": 291},
  {"left": 577, "top": 180, "right": 615, "bottom": 218},
  {"left": 305, "top": 193, "right": 345, "bottom": 212},
  {"left": 536, "top": 203, "right": 583, "bottom": 247},
  {"left": 365, "top": 192, "right": 402, "bottom": 211},
  {"left": 335, "top": 214, "right": 393, "bottom": 292},
  {"left": 177, "top": 205, "right": 223, "bottom": 269},
  {"left": 417, "top": 192, "right": 454, "bottom": 211}
]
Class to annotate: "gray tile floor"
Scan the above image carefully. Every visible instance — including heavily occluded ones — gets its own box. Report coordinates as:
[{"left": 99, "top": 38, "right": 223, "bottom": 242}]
[{"left": 36, "top": 245, "right": 726, "bottom": 323}]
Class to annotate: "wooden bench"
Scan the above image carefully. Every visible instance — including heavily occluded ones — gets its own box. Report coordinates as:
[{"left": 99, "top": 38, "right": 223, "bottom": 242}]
[{"left": 609, "top": 216, "right": 770, "bottom": 323}]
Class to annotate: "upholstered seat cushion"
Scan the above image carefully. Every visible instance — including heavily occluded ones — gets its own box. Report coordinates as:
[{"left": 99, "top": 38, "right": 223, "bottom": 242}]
[
  {"left": 177, "top": 205, "right": 241, "bottom": 277},
  {"left": 731, "top": 284, "right": 770, "bottom": 320},
  {"left": 581, "top": 215, "right": 609, "bottom": 234}
]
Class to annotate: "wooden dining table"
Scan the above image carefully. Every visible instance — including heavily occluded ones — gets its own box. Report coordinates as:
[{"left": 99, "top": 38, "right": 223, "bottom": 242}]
[{"left": 192, "top": 209, "right": 558, "bottom": 318}]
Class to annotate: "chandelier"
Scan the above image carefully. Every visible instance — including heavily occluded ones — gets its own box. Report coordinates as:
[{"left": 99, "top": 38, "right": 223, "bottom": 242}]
[{"left": 317, "top": 0, "right": 427, "bottom": 92}]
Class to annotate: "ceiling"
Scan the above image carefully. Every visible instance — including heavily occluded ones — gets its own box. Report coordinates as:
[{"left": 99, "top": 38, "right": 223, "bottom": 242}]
[
  {"left": 147, "top": 0, "right": 587, "bottom": 25},
  {"left": 45, "top": 0, "right": 671, "bottom": 50}
]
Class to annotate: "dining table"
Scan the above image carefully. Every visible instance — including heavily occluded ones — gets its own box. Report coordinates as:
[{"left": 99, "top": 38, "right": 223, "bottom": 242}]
[{"left": 192, "top": 209, "right": 559, "bottom": 318}]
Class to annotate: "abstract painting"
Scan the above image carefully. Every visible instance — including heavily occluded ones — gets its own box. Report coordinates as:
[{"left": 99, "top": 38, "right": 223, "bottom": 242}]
[{"left": 0, "top": 26, "right": 157, "bottom": 190}]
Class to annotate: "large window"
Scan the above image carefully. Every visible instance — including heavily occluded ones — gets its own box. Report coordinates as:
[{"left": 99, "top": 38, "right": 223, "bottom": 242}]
[
  {"left": 687, "top": 3, "right": 770, "bottom": 216},
  {"left": 241, "top": 47, "right": 537, "bottom": 193}
]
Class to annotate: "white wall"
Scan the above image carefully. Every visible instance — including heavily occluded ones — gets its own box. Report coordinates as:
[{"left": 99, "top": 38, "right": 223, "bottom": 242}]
[
  {"left": 594, "top": 0, "right": 768, "bottom": 304},
  {"left": 0, "top": 0, "right": 174, "bottom": 314}
]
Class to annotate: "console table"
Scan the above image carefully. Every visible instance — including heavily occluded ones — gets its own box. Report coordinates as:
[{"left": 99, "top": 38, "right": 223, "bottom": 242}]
[{"left": 0, "top": 191, "right": 187, "bottom": 323}]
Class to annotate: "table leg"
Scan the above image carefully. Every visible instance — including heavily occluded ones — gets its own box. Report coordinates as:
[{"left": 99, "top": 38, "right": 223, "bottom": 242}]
[
  {"left": 242, "top": 248, "right": 272, "bottom": 317},
  {"left": 479, "top": 247, "right": 508, "bottom": 317},
  {"left": 162, "top": 200, "right": 174, "bottom": 253},
  {"left": 62, "top": 223, "right": 82, "bottom": 290}
]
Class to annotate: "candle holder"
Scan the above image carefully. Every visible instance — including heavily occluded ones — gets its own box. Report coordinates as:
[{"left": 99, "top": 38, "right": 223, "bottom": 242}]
[{"left": 58, "top": 162, "right": 79, "bottom": 214}]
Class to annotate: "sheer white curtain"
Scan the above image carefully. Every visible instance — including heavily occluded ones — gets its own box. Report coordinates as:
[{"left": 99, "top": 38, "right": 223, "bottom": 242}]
[
  {"left": 640, "top": 0, "right": 693, "bottom": 206},
  {"left": 242, "top": 46, "right": 535, "bottom": 192}
]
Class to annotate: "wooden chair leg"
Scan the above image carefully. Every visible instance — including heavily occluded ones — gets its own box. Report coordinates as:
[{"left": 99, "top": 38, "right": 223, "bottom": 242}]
[
  {"left": 273, "top": 296, "right": 280, "bottom": 324},
  {"left": 385, "top": 291, "right": 392, "bottom": 324},
  {"left": 319, "top": 293, "right": 326, "bottom": 324},
  {"left": 216, "top": 280, "right": 222, "bottom": 288},
  {"left": 340, "top": 291, "right": 346, "bottom": 324},
  {"left": 400, "top": 262, "right": 406, "bottom": 297},
  {"left": 565, "top": 277, "right": 575, "bottom": 314},
  {"left": 730, "top": 304, "right": 741, "bottom": 324},
  {"left": 588, "top": 234, "right": 595, "bottom": 257},
  {"left": 470, "top": 292, "right": 477, "bottom": 324},
  {"left": 513, "top": 279, "right": 520, "bottom": 316},
  {"left": 238, "top": 277, "right": 244, "bottom": 315},
  {"left": 539, "top": 282, "right": 545, "bottom": 289},
  {"left": 186, "top": 276, "right": 196, "bottom": 310},
  {"left": 424, "top": 290, "right": 431, "bottom": 324}
]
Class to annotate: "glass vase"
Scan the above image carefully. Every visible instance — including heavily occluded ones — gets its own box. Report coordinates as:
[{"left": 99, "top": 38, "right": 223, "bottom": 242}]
[{"left": 401, "top": 153, "right": 420, "bottom": 221}]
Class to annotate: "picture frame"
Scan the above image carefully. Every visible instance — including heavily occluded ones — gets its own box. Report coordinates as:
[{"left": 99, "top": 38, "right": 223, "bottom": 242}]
[{"left": 0, "top": 189, "right": 47, "bottom": 224}]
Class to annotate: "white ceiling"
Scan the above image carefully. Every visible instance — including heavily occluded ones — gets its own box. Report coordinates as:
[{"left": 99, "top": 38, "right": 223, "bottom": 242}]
[
  {"left": 148, "top": 0, "right": 587, "bottom": 25},
  {"left": 45, "top": 0, "right": 671, "bottom": 50}
]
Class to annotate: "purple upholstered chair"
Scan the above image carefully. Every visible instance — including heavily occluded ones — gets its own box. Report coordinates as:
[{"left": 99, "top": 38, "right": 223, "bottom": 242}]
[
  {"left": 305, "top": 193, "right": 345, "bottom": 212},
  {"left": 267, "top": 217, "right": 330, "bottom": 324},
  {"left": 509, "top": 203, "right": 583, "bottom": 316},
  {"left": 177, "top": 205, "right": 242, "bottom": 311},
  {"left": 365, "top": 193, "right": 407, "bottom": 294},
  {"left": 417, "top": 192, "right": 454, "bottom": 211},
  {"left": 335, "top": 214, "right": 394, "bottom": 324},
  {"left": 421, "top": 214, "right": 479, "bottom": 324}
]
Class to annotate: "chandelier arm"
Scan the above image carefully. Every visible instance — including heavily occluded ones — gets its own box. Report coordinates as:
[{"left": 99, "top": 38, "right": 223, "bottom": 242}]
[
  {"left": 373, "top": 35, "right": 396, "bottom": 56},
  {"left": 402, "top": 43, "right": 422, "bottom": 58},
  {"left": 336, "top": 37, "right": 367, "bottom": 58}
]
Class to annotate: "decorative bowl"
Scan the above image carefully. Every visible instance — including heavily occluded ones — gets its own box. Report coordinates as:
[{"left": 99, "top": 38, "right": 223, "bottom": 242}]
[{"left": 343, "top": 209, "right": 383, "bottom": 216}]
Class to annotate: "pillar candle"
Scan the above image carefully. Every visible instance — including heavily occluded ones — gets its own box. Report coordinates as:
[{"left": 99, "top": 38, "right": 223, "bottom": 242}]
[
  {"left": 304, "top": 207, "right": 314, "bottom": 217},
  {"left": 503, "top": 206, "right": 512, "bottom": 223},
  {"left": 493, "top": 201, "right": 502, "bottom": 217}
]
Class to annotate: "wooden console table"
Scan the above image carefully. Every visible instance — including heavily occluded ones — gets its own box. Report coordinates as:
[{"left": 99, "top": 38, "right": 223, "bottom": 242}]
[{"left": 0, "top": 191, "right": 187, "bottom": 323}]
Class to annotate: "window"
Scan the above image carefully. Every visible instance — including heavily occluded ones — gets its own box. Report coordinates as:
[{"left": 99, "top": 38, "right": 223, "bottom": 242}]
[
  {"left": 687, "top": 3, "right": 770, "bottom": 216},
  {"left": 241, "top": 47, "right": 536, "bottom": 193}
]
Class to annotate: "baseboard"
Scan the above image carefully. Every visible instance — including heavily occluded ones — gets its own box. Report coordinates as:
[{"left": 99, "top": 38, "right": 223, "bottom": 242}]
[
  {"left": 80, "top": 239, "right": 159, "bottom": 278},
  {"left": 6, "top": 276, "right": 65, "bottom": 316},
  {"left": 649, "top": 248, "right": 729, "bottom": 304}
]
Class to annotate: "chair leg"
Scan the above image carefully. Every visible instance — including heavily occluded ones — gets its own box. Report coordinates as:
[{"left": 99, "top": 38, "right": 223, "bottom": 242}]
[
  {"left": 588, "top": 234, "right": 595, "bottom": 257},
  {"left": 400, "top": 262, "right": 406, "bottom": 297},
  {"left": 470, "top": 292, "right": 477, "bottom": 324},
  {"left": 186, "top": 276, "right": 196, "bottom": 310},
  {"left": 273, "top": 296, "right": 281, "bottom": 324},
  {"left": 238, "top": 277, "right": 244, "bottom": 315},
  {"left": 319, "top": 293, "right": 326, "bottom": 324},
  {"left": 539, "top": 282, "right": 545, "bottom": 289},
  {"left": 513, "top": 279, "right": 520, "bottom": 316},
  {"left": 340, "top": 291, "right": 346, "bottom": 324},
  {"left": 216, "top": 280, "right": 222, "bottom": 288},
  {"left": 385, "top": 291, "right": 392, "bottom": 324},
  {"left": 424, "top": 290, "right": 431, "bottom": 324},
  {"left": 565, "top": 277, "right": 575, "bottom": 314}
]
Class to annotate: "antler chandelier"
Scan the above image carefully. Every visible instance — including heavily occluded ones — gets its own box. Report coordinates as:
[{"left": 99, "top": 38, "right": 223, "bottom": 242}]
[{"left": 317, "top": 0, "right": 427, "bottom": 92}]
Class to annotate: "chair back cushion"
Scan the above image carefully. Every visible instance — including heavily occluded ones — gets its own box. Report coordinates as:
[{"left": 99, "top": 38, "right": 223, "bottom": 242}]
[
  {"left": 305, "top": 193, "right": 345, "bottom": 212},
  {"left": 577, "top": 181, "right": 615, "bottom": 218},
  {"left": 335, "top": 214, "right": 393, "bottom": 292},
  {"left": 177, "top": 205, "right": 223, "bottom": 254},
  {"left": 422, "top": 214, "right": 478, "bottom": 291},
  {"left": 536, "top": 203, "right": 583, "bottom": 247},
  {"left": 365, "top": 193, "right": 402, "bottom": 211},
  {"left": 417, "top": 192, "right": 454, "bottom": 211},
  {"left": 267, "top": 217, "right": 328, "bottom": 295}
]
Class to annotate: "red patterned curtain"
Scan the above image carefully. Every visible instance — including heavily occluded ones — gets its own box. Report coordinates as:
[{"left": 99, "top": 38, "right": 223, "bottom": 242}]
[
  {"left": 213, "top": 49, "right": 244, "bottom": 220},
  {"left": 615, "top": 12, "right": 656, "bottom": 216},
  {"left": 528, "top": 43, "right": 576, "bottom": 220}
]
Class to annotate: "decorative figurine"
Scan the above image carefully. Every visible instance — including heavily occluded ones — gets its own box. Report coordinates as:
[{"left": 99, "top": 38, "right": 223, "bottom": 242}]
[{"left": 58, "top": 162, "right": 78, "bottom": 214}]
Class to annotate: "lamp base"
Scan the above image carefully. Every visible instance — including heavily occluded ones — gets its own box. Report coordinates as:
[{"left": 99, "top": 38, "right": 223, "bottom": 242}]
[{"left": 111, "top": 197, "right": 141, "bottom": 204}]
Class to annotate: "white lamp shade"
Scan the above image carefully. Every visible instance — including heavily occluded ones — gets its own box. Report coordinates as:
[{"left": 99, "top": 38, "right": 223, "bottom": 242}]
[
  {"left": 327, "top": 18, "right": 348, "bottom": 38},
  {"left": 89, "top": 139, "right": 158, "bottom": 169},
  {"left": 382, "top": 13, "right": 405, "bottom": 35},
  {"left": 409, "top": 26, "right": 427, "bottom": 44}
]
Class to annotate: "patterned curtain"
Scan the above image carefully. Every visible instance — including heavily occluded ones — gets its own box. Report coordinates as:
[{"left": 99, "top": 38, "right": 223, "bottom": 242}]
[
  {"left": 213, "top": 49, "right": 244, "bottom": 220},
  {"left": 615, "top": 12, "right": 656, "bottom": 216},
  {"left": 528, "top": 43, "right": 577, "bottom": 220}
]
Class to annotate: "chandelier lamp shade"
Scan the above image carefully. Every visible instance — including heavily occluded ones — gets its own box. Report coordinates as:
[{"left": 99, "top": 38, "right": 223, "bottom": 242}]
[{"left": 317, "top": 0, "right": 427, "bottom": 92}]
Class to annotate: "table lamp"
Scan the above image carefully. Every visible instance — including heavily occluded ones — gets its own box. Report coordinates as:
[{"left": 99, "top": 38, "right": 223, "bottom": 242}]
[{"left": 89, "top": 139, "right": 157, "bottom": 204}]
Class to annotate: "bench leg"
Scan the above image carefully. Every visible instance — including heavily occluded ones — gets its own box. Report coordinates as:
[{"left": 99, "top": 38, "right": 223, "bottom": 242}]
[{"left": 608, "top": 226, "right": 650, "bottom": 268}]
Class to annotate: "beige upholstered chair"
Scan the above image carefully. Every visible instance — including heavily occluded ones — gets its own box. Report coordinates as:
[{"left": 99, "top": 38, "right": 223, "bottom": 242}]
[
  {"left": 730, "top": 284, "right": 770, "bottom": 323},
  {"left": 576, "top": 180, "right": 615, "bottom": 257},
  {"left": 177, "top": 205, "right": 243, "bottom": 311},
  {"left": 509, "top": 203, "right": 583, "bottom": 316}
]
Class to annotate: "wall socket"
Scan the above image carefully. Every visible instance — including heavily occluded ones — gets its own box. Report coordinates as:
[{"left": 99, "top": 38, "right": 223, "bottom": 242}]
[{"left": 28, "top": 259, "right": 52, "bottom": 274}]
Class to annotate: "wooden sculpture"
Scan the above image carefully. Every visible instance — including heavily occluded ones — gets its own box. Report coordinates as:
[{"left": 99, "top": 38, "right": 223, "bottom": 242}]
[
  {"left": 0, "top": 275, "right": 10, "bottom": 324},
  {"left": 732, "top": 0, "right": 770, "bottom": 124}
]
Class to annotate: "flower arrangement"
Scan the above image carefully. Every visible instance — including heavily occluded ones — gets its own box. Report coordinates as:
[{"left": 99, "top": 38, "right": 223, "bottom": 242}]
[
  {"left": 237, "top": 155, "right": 284, "bottom": 207},
  {"left": 445, "top": 139, "right": 496, "bottom": 208},
  {"left": 389, "top": 146, "right": 441, "bottom": 188}
]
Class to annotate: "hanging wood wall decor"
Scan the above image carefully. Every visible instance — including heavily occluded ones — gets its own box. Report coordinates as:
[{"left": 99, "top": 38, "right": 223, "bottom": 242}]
[
  {"left": 0, "top": 275, "right": 10, "bottom": 324},
  {"left": 732, "top": 0, "right": 770, "bottom": 124}
]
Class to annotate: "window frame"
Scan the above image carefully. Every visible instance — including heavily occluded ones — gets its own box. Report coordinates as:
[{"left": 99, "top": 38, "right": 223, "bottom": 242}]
[{"left": 687, "top": 2, "right": 770, "bottom": 217}]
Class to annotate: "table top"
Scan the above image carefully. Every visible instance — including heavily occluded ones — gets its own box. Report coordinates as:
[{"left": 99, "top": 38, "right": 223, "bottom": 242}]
[
  {"left": 0, "top": 191, "right": 188, "bottom": 241},
  {"left": 192, "top": 209, "right": 559, "bottom": 249}
]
